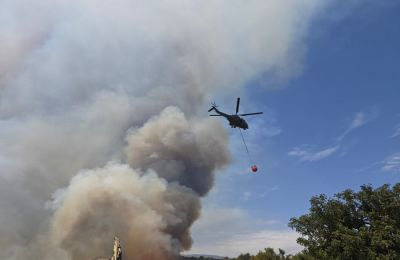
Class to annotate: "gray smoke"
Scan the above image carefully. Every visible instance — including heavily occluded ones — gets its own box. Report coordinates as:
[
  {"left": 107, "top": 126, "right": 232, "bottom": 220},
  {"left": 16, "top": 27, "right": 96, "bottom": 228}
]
[
  {"left": 45, "top": 107, "right": 229, "bottom": 260},
  {"left": 126, "top": 107, "right": 229, "bottom": 196},
  {"left": 0, "top": 0, "right": 325, "bottom": 259}
]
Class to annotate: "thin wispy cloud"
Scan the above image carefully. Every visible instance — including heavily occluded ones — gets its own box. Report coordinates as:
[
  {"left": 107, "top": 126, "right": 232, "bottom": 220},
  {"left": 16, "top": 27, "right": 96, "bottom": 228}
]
[
  {"left": 269, "top": 185, "right": 279, "bottom": 192},
  {"left": 352, "top": 112, "right": 367, "bottom": 128},
  {"left": 355, "top": 160, "right": 383, "bottom": 173},
  {"left": 382, "top": 153, "right": 400, "bottom": 173},
  {"left": 390, "top": 124, "right": 400, "bottom": 138},
  {"left": 289, "top": 145, "right": 340, "bottom": 162},
  {"left": 260, "top": 185, "right": 279, "bottom": 198},
  {"left": 355, "top": 153, "right": 400, "bottom": 174},
  {"left": 336, "top": 110, "right": 377, "bottom": 141},
  {"left": 289, "top": 110, "right": 376, "bottom": 162},
  {"left": 241, "top": 191, "right": 252, "bottom": 201}
]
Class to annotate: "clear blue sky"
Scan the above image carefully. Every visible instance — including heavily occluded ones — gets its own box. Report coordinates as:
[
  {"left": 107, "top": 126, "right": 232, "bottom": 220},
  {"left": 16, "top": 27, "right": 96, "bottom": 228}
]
[{"left": 189, "top": 1, "right": 400, "bottom": 256}]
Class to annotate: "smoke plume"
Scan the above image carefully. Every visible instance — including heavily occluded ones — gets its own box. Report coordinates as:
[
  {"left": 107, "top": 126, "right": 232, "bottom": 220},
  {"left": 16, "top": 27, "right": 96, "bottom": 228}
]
[
  {"left": 0, "top": 0, "right": 324, "bottom": 259},
  {"left": 126, "top": 107, "right": 229, "bottom": 196},
  {"left": 46, "top": 107, "right": 229, "bottom": 260}
]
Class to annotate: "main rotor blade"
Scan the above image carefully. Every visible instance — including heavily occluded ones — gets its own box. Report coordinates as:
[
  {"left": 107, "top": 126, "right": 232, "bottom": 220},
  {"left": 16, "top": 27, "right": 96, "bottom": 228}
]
[
  {"left": 208, "top": 108, "right": 214, "bottom": 112},
  {"left": 236, "top": 97, "right": 240, "bottom": 114},
  {"left": 209, "top": 114, "right": 223, "bottom": 116},
  {"left": 239, "top": 112, "right": 263, "bottom": 116}
]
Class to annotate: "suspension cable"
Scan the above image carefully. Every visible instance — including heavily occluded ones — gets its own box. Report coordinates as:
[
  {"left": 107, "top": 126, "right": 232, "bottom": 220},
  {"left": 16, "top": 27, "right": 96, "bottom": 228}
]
[
  {"left": 239, "top": 128, "right": 252, "bottom": 163},
  {"left": 239, "top": 128, "right": 259, "bottom": 172}
]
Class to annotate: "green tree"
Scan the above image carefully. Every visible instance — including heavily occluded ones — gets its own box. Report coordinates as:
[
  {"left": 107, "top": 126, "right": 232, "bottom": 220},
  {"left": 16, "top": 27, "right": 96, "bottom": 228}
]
[
  {"left": 289, "top": 183, "right": 400, "bottom": 259},
  {"left": 236, "top": 253, "right": 251, "bottom": 260},
  {"left": 289, "top": 252, "right": 315, "bottom": 260},
  {"left": 250, "top": 248, "right": 285, "bottom": 260},
  {"left": 233, "top": 249, "right": 314, "bottom": 260}
]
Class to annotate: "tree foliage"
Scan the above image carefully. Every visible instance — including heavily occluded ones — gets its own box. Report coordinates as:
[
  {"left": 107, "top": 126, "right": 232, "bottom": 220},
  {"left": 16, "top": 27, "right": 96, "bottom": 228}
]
[
  {"left": 233, "top": 248, "right": 314, "bottom": 260},
  {"left": 289, "top": 183, "right": 400, "bottom": 259},
  {"left": 251, "top": 248, "right": 284, "bottom": 260}
]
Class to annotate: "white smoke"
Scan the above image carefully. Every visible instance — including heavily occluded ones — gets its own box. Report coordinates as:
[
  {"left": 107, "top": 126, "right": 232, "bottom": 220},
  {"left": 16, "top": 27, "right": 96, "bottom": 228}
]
[
  {"left": 50, "top": 163, "right": 199, "bottom": 260},
  {"left": 0, "top": 0, "right": 325, "bottom": 259}
]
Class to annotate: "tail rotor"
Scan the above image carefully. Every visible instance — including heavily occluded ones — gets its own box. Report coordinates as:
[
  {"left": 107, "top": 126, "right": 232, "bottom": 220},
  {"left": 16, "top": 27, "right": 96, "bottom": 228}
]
[{"left": 208, "top": 102, "right": 218, "bottom": 112}]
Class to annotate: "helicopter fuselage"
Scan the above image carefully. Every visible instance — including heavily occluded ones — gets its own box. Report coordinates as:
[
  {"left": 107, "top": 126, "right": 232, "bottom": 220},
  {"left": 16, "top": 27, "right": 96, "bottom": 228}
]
[
  {"left": 211, "top": 108, "right": 249, "bottom": 129},
  {"left": 226, "top": 114, "right": 248, "bottom": 129}
]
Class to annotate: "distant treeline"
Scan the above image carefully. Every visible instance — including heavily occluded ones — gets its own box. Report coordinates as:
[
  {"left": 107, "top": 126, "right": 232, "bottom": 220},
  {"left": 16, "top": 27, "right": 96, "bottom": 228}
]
[
  {"left": 180, "top": 257, "right": 231, "bottom": 260},
  {"left": 180, "top": 248, "right": 312, "bottom": 260},
  {"left": 182, "top": 183, "right": 400, "bottom": 260}
]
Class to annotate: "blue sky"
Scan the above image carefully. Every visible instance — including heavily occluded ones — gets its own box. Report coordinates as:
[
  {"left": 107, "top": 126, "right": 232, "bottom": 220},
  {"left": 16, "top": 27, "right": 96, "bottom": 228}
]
[{"left": 189, "top": 1, "right": 400, "bottom": 256}]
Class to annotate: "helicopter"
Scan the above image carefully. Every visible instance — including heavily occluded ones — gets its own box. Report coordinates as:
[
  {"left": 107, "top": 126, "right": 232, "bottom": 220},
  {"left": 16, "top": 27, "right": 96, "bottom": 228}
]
[{"left": 208, "top": 97, "right": 263, "bottom": 130}]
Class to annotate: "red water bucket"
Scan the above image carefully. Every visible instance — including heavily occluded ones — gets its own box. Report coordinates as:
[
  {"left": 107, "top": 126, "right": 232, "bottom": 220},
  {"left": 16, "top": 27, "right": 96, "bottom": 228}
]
[{"left": 251, "top": 165, "right": 258, "bottom": 173}]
